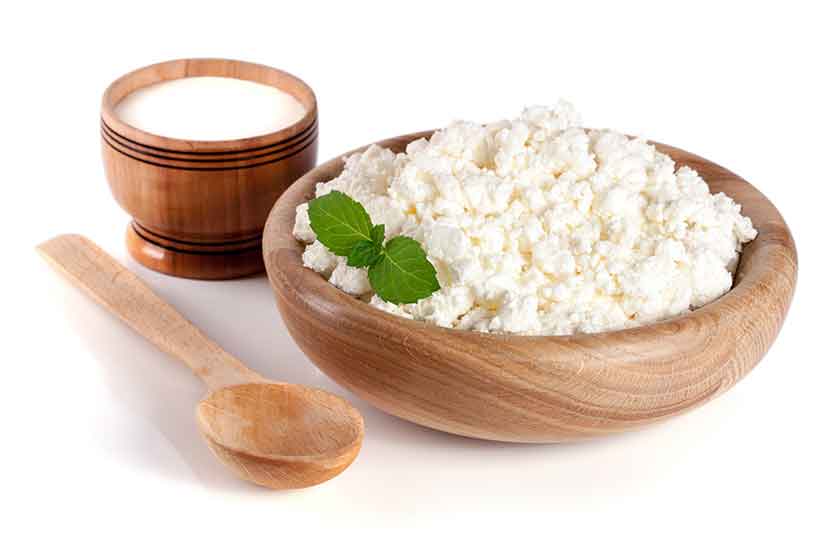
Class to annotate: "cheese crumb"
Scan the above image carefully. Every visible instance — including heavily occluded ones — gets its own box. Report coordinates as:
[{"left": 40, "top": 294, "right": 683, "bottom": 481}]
[{"left": 293, "top": 101, "right": 757, "bottom": 335}]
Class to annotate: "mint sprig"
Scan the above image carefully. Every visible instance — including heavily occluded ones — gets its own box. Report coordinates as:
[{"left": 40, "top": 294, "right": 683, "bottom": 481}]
[{"left": 307, "top": 191, "right": 440, "bottom": 304}]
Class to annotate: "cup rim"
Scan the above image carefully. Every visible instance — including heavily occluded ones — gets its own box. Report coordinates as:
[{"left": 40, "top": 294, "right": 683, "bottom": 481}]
[{"left": 101, "top": 58, "right": 317, "bottom": 153}]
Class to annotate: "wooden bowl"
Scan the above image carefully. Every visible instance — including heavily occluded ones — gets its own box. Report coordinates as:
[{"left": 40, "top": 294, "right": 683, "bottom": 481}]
[
  {"left": 101, "top": 58, "right": 318, "bottom": 279},
  {"left": 262, "top": 131, "right": 798, "bottom": 443}
]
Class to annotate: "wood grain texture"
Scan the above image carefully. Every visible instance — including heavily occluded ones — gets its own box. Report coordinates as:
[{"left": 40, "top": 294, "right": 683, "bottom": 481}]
[
  {"left": 101, "top": 58, "right": 318, "bottom": 280},
  {"left": 263, "top": 131, "right": 798, "bottom": 443},
  {"left": 38, "top": 235, "right": 363, "bottom": 489}
]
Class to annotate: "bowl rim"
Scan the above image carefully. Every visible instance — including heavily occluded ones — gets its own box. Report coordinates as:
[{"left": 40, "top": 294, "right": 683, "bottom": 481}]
[
  {"left": 263, "top": 130, "right": 798, "bottom": 344},
  {"left": 101, "top": 57, "right": 317, "bottom": 153}
]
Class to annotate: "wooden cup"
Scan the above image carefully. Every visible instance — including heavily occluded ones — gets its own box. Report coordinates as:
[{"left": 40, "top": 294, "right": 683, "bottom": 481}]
[{"left": 101, "top": 58, "right": 318, "bottom": 279}]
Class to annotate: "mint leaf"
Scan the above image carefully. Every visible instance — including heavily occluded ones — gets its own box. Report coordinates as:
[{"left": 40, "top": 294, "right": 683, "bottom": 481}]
[
  {"left": 347, "top": 240, "right": 383, "bottom": 267},
  {"left": 368, "top": 236, "right": 440, "bottom": 304},
  {"left": 371, "top": 224, "right": 385, "bottom": 248},
  {"left": 308, "top": 190, "right": 373, "bottom": 256}
]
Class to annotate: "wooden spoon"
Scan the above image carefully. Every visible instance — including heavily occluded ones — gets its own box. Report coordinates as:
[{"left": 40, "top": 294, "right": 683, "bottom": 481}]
[{"left": 38, "top": 234, "right": 364, "bottom": 489}]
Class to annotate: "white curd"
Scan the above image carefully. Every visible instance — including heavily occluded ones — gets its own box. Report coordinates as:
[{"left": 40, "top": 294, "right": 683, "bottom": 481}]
[{"left": 293, "top": 101, "right": 757, "bottom": 336}]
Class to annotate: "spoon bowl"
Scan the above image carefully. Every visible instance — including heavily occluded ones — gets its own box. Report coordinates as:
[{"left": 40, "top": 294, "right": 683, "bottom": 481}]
[{"left": 196, "top": 383, "right": 364, "bottom": 489}]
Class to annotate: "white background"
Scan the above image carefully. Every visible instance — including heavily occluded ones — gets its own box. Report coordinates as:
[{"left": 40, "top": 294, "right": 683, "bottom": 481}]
[{"left": 4, "top": 1, "right": 818, "bottom": 544}]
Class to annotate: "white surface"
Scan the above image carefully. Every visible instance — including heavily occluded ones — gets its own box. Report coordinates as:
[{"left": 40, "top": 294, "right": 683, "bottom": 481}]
[
  {"left": 115, "top": 76, "right": 306, "bottom": 140},
  {"left": 3, "top": 1, "right": 818, "bottom": 545}
]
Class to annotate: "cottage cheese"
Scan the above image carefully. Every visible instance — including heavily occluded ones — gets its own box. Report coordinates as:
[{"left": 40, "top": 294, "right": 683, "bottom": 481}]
[{"left": 293, "top": 101, "right": 757, "bottom": 335}]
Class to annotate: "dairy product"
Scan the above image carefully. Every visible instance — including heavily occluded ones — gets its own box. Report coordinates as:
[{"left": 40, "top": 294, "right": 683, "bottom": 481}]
[
  {"left": 115, "top": 76, "right": 306, "bottom": 140},
  {"left": 293, "top": 102, "right": 757, "bottom": 335}
]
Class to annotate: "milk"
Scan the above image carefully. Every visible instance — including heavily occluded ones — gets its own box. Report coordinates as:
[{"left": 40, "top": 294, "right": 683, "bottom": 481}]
[{"left": 115, "top": 76, "right": 307, "bottom": 140}]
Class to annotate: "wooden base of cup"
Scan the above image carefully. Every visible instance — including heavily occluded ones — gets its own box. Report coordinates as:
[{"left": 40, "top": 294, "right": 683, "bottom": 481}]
[{"left": 125, "top": 222, "right": 264, "bottom": 280}]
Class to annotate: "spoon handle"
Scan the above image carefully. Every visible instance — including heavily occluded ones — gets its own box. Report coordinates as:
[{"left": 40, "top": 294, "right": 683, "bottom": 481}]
[{"left": 38, "top": 234, "right": 265, "bottom": 390}]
